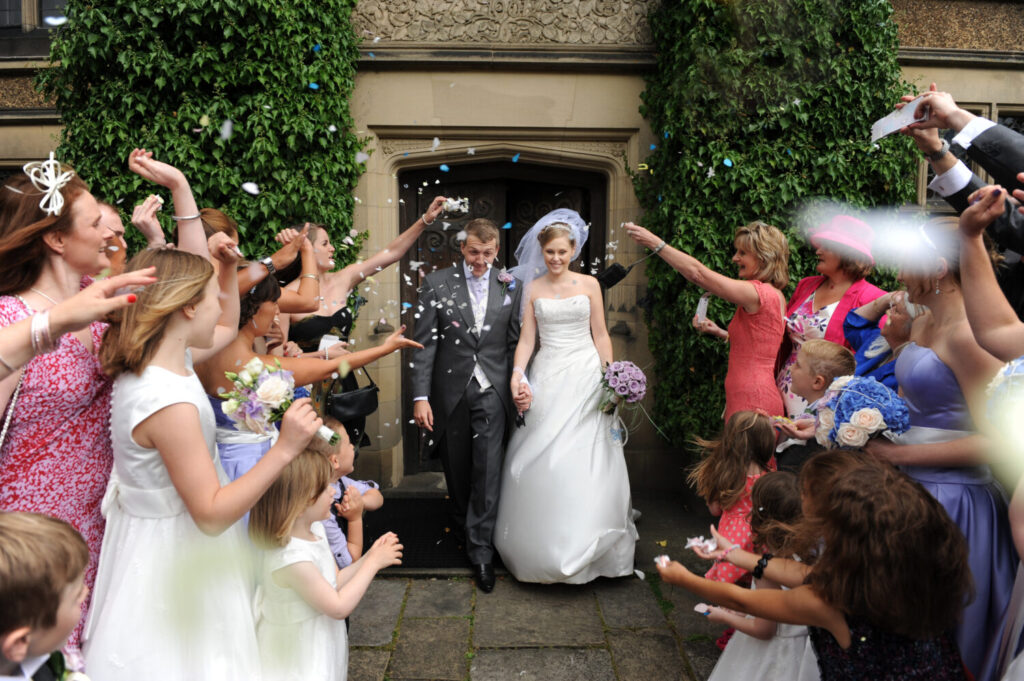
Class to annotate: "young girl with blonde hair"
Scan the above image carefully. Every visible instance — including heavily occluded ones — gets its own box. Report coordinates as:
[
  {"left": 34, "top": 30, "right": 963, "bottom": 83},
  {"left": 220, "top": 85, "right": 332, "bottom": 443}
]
[
  {"left": 250, "top": 450, "right": 402, "bottom": 681},
  {"left": 84, "top": 248, "right": 323, "bottom": 680}
]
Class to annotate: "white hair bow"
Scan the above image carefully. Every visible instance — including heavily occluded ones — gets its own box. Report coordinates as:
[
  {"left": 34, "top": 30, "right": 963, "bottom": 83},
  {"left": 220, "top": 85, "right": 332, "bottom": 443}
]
[{"left": 22, "top": 152, "right": 75, "bottom": 217}]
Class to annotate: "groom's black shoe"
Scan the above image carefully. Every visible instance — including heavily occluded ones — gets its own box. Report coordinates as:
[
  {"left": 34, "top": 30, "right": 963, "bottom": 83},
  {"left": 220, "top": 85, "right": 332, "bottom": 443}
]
[{"left": 473, "top": 563, "right": 495, "bottom": 593}]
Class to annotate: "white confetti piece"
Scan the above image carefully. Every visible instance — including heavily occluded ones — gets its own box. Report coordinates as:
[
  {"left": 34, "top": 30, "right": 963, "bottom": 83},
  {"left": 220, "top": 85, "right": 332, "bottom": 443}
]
[
  {"left": 634, "top": 569, "right": 645, "bottom": 580},
  {"left": 355, "top": 151, "right": 370, "bottom": 164},
  {"left": 654, "top": 555, "right": 670, "bottom": 568},
  {"left": 44, "top": 15, "right": 68, "bottom": 26},
  {"left": 220, "top": 119, "right": 233, "bottom": 140},
  {"left": 685, "top": 536, "right": 717, "bottom": 552},
  {"left": 328, "top": 124, "right": 338, "bottom": 133},
  {"left": 431, "top": 137, "right": 440, "bottom": 152},
  {"left": 467, "top": 148, "right": 476, "bottom": 155},
  {"left": 241, "top": 182, "right": 260, "bottom": 195}
]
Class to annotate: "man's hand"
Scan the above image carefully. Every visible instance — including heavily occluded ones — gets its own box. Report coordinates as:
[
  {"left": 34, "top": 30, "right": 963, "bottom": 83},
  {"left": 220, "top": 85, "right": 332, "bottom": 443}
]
[{"left": 414, "top": 400, "right": 434, "bottom": 432}]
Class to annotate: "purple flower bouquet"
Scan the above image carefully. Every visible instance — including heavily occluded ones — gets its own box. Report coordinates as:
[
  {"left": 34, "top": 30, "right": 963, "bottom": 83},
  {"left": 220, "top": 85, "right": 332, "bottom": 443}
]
[{"left": 599, "top": 360, "right": 647, "bottom": 414}]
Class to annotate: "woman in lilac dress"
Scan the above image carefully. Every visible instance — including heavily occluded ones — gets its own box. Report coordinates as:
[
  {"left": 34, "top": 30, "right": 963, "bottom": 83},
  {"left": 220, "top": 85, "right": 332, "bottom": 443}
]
[{"left": 866, "top": 217, "right": 1017, "bottom": 681}]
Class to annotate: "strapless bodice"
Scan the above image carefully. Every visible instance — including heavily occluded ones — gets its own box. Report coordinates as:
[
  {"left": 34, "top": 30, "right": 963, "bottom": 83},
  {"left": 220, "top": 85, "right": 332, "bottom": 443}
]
[
  {"left": 289, "top": 306, "right": 353, "bottom": 352},
  {"left": 895, "top": 342, "right": 973, "bottom": 431},
  {"left": 534, "top": 295, "right": 592, "bottom": 351}
]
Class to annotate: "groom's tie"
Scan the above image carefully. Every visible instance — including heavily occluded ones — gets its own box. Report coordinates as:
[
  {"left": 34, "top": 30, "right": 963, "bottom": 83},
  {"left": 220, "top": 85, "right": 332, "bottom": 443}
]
[{"left": 467, "top": 272, "right": 492, "bottom": 391}]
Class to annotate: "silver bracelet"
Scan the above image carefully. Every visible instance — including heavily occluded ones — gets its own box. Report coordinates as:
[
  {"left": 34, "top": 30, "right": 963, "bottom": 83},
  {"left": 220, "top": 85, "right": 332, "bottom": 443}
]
[
  {"left": 421, "top": 213, "right": 435, "bottom": 226},
  {"left": 301, "top": 273, "right": 319, "bottom": 280},
  {"left": 30, "top": 311, "right": 56, "bottom": 354},
  {"left": 170, "top": 213, "right": 201, "bottom": 221},
  {"left": 653, "top": 240, "right": 667, "bottom": 254}
]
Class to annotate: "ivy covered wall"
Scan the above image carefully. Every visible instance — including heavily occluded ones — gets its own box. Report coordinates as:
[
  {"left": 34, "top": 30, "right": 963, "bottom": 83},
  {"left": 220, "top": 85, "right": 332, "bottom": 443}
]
[
  {"left": 37, "top": 0, "right": 367, "bottom": 259},
  {"left": 634, "top": 0, "right": 917, "bottom": 443}
]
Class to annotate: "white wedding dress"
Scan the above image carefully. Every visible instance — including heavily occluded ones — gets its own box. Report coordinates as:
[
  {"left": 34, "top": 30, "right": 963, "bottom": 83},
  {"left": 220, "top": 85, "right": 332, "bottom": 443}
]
[{"left": 494, "top": 294, "right": 638, "bottom": 583}]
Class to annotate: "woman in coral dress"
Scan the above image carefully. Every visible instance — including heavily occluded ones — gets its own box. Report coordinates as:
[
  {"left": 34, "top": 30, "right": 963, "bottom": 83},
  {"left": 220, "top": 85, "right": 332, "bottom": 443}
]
[{"left": 625, "top": 221, "right": 789, "bottom": 419}]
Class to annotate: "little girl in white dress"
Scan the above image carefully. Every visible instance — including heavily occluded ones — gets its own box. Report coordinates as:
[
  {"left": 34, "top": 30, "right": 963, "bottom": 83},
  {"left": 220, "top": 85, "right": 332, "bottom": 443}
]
[
  {"left": 698, "top": 472, "right": 819, "bottom": 681},
  {"left": 84, "top": 248, "right": 323, "bottom": 680},
  {"left": 249, "top": 448, "right": 402, "bottom": 681}
]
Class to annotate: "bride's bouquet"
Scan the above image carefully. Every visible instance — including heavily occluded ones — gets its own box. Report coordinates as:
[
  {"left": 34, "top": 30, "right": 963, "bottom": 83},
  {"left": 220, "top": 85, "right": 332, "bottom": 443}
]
[
  {"left": 598, "top": 360, "right": 647, "bottom": 414},
  {"left": 814, "top": 375, "right": 909, "bottom": 449},
  {"left": 221, "top": 357, "right": 338, "bottom": 445}
]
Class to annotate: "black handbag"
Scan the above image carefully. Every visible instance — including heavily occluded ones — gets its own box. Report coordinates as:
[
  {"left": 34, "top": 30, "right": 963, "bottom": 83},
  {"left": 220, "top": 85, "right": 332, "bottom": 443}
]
[{"left": 326, "top": 366, "right": 380, "bottom": 422}]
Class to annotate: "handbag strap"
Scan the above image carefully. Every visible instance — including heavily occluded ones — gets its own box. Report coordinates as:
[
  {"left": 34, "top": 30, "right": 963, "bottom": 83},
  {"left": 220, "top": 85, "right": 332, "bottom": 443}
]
[{"left": 0, "top": 371, "right": 25, "bottom": 450}]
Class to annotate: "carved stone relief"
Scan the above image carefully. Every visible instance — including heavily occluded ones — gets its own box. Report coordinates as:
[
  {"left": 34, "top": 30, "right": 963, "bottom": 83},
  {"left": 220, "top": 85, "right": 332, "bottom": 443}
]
[
  {"left": 353, "top": 0, "right": 657, "bottom": 46},
  {"left": 378, "top": 137, "right": 628, "bottom": 163}
]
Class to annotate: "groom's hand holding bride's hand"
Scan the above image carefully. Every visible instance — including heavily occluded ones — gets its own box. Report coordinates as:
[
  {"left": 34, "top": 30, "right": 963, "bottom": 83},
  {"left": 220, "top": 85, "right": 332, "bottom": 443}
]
[{"left": 511, "top": 379, "right": 532, "bottom": 413}]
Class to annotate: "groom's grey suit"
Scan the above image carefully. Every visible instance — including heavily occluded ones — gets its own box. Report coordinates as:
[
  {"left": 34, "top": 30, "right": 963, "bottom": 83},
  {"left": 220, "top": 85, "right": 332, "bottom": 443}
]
[{"left": 411, "top": 262, "right": 523, "bottom": 564}]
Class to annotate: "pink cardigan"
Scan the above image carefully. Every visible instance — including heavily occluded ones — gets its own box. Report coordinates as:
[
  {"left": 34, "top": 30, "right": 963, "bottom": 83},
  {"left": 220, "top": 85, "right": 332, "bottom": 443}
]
[{"left": 784, "top": 276, "right": 886, "bottom": 348}]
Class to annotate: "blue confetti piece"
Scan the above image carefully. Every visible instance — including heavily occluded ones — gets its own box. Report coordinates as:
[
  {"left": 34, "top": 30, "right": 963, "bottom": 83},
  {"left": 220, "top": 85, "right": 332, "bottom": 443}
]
[
  {"left": 440, "top": 164, "right": 450, "bottom": 172},
  {"left": 649, "top": 144, "right": 657, "bottom": 150},
  {"left": 403, "top": 152, "right": 409, "bottom": 157},
  {"left": 723, "top": 158, "right": 733, "bottom": 167},
  {"left": 369, "top": 52, "right": 375, "bottom": 59},
  {"left": 657, "top": 195, "right": 663, "bottom": 202},
  {"left": 512, "top": 153, "right": 520, "bottom": 163},
  {"left": 663, "top": 131, "right": 669, "bottom": 138},
  {"left": 308, "top": 82, "right": 320, "bottom": 90},
  {"left": 786, "top": 148, "right": 793, "bottom": 156},
  {"left": 501, "top": 222, "right": 512, "bottom": 230},
  {"left": 402, "top": 302, "right": 412, "bottom": 309},
  {"left": 312, "top": 44, "right": 322, "bottom": 53}
]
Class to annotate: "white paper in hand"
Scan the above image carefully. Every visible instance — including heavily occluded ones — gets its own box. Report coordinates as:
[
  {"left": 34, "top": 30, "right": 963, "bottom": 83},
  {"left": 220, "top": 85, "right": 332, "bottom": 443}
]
[
  {"left": 871, "top": 96, "right": 930, "bottom": 143},
  {"left": 696, "top": 292, "right": 712, "bottom": 323},
  {"left": 318, "top": 334, "right": 341, "bottom": 352}
]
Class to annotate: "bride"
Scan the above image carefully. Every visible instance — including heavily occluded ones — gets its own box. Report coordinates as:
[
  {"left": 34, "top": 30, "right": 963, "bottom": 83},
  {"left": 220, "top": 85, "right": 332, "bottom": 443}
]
[{"left": 493, "top": 209, "right": 638, "bottom": 584}]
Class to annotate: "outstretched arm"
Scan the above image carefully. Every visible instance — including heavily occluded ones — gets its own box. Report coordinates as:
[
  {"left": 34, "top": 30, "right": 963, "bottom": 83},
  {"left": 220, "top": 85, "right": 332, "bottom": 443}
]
[
  {"left": 333, "top": 196, "right": 447, "bottom": 298},
  {"left": 127, "top": 149, "right": 207, "bottom": 257},
  {"left": 266, "top": 328, "right": 421, "bottom": 386},
  {"left": 623, "top": 222, "right": 761, "bottom": 312},
  {"left": 191, "top": 233, "right": 241, "bottom": 365},
  {"left": 960, "top": 185, "right": 1024, "bottom": 361}
]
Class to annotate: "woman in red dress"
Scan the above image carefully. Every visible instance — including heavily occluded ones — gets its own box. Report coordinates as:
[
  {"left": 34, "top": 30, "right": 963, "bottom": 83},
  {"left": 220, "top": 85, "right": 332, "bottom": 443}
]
[{"left": 624, "top": 221, "right": 789, "bottom": 420}]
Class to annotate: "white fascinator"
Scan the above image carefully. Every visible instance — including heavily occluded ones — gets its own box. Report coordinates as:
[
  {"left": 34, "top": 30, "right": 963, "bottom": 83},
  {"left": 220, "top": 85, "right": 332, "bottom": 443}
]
[{"left": 507, "top": 208, "right": 589, "bottom": 284}]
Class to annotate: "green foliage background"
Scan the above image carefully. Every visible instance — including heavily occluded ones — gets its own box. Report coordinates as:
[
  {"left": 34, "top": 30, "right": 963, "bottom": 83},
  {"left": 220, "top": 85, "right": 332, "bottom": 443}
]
[
  {"left": 634, "top": 0, "right": 917, "bottom": 444},
  {"left": 36, "top": 0, "right": 367, "bottom": 260}
]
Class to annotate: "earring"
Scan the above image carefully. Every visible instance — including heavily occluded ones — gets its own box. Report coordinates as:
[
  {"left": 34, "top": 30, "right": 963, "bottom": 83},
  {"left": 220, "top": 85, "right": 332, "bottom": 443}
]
[{"left": 934, "top": 281, "right": 941, "bottom": 295}]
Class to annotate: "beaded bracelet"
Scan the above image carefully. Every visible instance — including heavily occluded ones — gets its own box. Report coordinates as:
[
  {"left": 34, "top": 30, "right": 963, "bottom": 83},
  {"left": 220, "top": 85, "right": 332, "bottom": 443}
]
[{"left": 720, "top": 545, "right": 739, "bottom": 562}]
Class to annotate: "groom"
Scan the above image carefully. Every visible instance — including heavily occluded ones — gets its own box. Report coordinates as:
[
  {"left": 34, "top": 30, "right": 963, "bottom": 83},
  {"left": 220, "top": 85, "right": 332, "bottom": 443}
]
[{"left": 411, "top": 218, "right": 524, "bottom": 592}]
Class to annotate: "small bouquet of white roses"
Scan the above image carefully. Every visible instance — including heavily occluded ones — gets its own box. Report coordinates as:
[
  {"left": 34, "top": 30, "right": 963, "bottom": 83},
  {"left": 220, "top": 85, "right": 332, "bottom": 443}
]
[{"left": 221, "top": 357, "right": 338, "bottom": 445}]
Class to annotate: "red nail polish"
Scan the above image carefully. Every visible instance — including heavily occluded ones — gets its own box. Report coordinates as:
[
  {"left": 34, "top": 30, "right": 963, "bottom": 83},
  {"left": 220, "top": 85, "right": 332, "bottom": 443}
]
[{"left": 127, "top": 294, "right": 137, "bottom": 303}]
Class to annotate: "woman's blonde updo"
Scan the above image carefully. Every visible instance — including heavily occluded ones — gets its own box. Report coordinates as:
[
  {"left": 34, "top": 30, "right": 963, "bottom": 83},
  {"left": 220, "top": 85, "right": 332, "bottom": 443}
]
[
  {"left": 100, "top": 249, "right": 213, "bottom": 377},
  {"left": 538, "top": 222, "right": 576, "bottom": 248}
]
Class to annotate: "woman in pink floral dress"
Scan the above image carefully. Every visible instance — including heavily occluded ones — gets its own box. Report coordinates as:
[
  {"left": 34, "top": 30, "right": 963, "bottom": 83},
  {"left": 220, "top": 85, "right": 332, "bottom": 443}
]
[{"left": 0, "top": 150, "right": 212, "bottom": 649}]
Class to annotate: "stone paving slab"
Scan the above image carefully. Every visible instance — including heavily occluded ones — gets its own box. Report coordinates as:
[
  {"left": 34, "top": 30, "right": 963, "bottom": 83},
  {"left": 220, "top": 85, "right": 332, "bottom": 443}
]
[
  {"left": 390, "top": 617, "right": 471, "bottom": 680},
  {"left": 350, "top": 578, "right": 408, "bottom": 646},
  {"left": 608, "top": 628, "right": 689, "bottom": 681},
  {"left": 470, "top": 648, "right": 616, "bottom": 681},
  {"left": 473, "top": 579, "right": 606, "bottom": 647},
  {"left": 595, "top": 577, "right": 666, "bottom": 629},
  {"left": 348, "top": 649, "right": 391, "bottom": 681},
  {"left": 404, "top": 576, "right": 474, "bottom": 618}
]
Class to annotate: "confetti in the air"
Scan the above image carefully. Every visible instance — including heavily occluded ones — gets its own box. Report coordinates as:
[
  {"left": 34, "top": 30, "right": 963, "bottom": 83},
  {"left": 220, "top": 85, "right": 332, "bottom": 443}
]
[{"left": 241, "top": 182, "right": 260, "bottom": 195}]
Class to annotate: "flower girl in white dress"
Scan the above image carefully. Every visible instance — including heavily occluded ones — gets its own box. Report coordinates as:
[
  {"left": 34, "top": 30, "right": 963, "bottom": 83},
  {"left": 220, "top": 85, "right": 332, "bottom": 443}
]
[
  {"left": 84, "top": 247, "right": 323, "bottom": 680},
  {"left": 695, "top": 472, "right": 819, "bottom": 681},
  {"left": 249, "top": 448, "right": 402, "bottom": 681}
]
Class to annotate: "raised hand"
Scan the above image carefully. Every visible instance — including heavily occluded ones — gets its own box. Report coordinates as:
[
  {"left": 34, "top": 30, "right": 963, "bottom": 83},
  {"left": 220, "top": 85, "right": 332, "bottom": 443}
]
[
  {"left": 424, "top": 196, "right": 447, "bottom": 224},
  {"left": 207, "top": 231, "right": 242, "bottom": 266},
  {"left": 127, "top": 148, "right": 188, "bottom": 190},
  {"left": 131, "top": 194, "right": 166, "bottom": 246},
  {"left": 277, "top": 398, "right": 322, "bottom": 458},
  {"left": 623, "top": 222, "right": 661, "bottom": 250},
  {"left": 338, "top": 486, "right": 364, "bottom": 521},
  {"left": 960, "top": 186, "right": 1006, "bottom": 239}
]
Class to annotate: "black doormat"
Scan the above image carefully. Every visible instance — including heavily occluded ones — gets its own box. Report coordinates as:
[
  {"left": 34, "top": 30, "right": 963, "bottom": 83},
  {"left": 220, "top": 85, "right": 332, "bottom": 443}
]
[{"left": 362, "top": 496, "right": 505, "bottom": 570}]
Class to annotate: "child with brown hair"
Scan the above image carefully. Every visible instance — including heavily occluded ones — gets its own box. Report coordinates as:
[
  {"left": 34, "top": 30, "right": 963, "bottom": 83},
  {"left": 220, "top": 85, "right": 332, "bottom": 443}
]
[
  {"left": 0, "top": 511, "right": 89, "bottom": 679},
  {"left": 688, "top": 410, "right": 777, "bottom": 586},
  {"left": 662, "top": 450, "right": 973, "bottom": 680},
  {"left": 249, "top": 449, "right": 402, "bottom": 681},
  {"left": 699, "top": 472, "right": 818, "bottom": 681}
]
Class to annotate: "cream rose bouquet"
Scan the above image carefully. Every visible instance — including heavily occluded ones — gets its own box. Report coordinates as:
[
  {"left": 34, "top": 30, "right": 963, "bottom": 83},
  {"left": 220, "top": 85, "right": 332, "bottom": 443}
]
[
  {"left": 814, "top": 375, "right": 909, "bottom": 449},
  {"left": 221, "top": 357, "right": 338, "bottom": 445}
]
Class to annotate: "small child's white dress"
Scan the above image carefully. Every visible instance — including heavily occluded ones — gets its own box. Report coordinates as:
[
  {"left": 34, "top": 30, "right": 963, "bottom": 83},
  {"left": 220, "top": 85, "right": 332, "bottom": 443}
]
[
  {"left": 256, "top": 522, "right": 348, "bottom": 681},
  {"left": 84, "top": 353, "right": 261, "bottom": 680},
  {"left": 708, "top": 583, "right": 820, "bottom": 681}
]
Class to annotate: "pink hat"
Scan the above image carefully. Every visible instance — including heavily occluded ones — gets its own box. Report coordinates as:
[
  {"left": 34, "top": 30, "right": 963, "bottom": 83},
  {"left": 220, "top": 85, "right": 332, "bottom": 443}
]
[{"left": 810, "top": 215, "right": 874, "bottom": 264}]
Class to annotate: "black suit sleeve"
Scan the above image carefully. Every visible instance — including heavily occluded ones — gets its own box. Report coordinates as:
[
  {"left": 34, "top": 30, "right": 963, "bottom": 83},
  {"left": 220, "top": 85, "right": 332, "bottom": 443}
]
[
  {"left": 945, "top": 169, "right": 1024, "bottom": 254},
  {"left": 967, "top": 124, "right": 1024, "bottom": 194},
  {"left": 411, "top": 275, "right": 440, "bottom": 399},
  {"left": 506, "top": 280, "right": 524, "bottom": 360}
]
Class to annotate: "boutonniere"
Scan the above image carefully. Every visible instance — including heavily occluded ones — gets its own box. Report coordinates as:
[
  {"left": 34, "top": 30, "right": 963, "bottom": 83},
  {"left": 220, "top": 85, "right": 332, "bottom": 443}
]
[
  {"left": 498, "top": 268, "right": 516, "bottom": 296},
  {"left": 47, "top": 649, "right": 92, "bottom": 681}
]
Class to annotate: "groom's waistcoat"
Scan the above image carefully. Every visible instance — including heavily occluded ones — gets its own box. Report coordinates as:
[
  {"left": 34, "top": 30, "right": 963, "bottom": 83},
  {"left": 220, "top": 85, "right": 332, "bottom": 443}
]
[{"left": 411, "top": 265, "right": 523, "bottom": 419}]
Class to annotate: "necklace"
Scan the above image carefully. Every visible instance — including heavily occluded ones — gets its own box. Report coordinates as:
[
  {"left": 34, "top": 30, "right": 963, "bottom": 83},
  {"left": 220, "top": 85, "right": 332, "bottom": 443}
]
[{"left": 29, "top": 287, "right": 61, "bottom": 306}]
